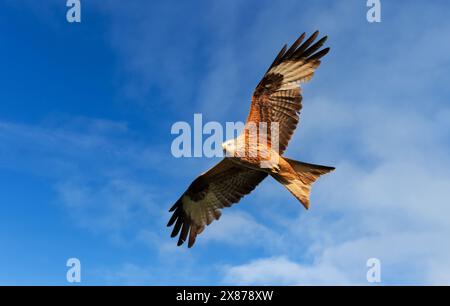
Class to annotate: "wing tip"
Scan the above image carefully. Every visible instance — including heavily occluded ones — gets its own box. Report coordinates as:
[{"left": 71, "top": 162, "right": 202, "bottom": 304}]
[
  {"left": 168, "top": 202, "right": 197, "bottom": 247},
  {"left": 265, "top": 31, "right": 330, "bottom": 74},
  {"left": 169, "top": 198, "right": 181, "bottom": 212},
  {"left": 167, "top": 210, "right": 178, "bottom": 227},
  {"left": 309, "top": 47, "right": 330, "bottom": 62},
  {"left": 171, "top": 214, "right": 181, "bottom": 233}
]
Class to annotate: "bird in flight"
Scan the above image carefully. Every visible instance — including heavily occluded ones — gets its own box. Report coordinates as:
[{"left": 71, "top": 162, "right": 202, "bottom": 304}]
[{"left": 168, "top": 31, "right": 334, "bottom": 248}]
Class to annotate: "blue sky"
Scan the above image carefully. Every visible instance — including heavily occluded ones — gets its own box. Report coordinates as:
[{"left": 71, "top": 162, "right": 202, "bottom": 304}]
[{"left": 1, "top": 0, "right": 450, "bottom": 285}]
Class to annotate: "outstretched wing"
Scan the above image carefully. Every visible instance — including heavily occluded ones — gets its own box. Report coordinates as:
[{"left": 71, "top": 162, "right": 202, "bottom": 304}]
[
  {"left": 246, "top": 31, "right": 329, "bottom": 154},
  {"left": 167, "top": 159, "right": 268, "bottom": 248}
]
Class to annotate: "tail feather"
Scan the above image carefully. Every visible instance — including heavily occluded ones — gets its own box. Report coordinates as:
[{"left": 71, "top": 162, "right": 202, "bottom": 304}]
[{"left": 272, "top": 157, "right": 334, "bottom": 209}]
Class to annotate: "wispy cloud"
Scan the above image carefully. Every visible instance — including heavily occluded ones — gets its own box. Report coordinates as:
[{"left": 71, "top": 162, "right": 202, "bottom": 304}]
[
  {"left": 200, "top": 211, "right": 284, "bottom": 250},
  {"left": 223, "top": 256, "right": 351, "bottom": 285},
  {"left": 0, "top": 117, "right": 169, "bottom": 245}
]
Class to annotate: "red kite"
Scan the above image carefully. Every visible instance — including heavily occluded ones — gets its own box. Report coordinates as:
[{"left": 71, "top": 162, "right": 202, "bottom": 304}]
[{"left": 168, "top": 32, "right": 334, "bottom": 247}]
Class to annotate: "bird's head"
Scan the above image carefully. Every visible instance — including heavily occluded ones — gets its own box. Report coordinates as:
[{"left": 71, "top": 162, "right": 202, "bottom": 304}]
[
  {"left": 222, "top": 139, "right": 237, "bottom": 157},
  {"left": 222, "top": 137, "right": 247, "bottom": 157}
]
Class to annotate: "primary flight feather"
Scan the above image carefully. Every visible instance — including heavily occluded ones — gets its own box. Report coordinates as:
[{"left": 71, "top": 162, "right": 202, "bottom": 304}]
[{"left": 168, "top": 31, "right": 334, "bottom": 248}]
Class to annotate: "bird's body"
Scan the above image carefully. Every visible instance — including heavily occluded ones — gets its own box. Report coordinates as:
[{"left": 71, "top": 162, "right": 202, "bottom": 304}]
[
  {"left": 168, "top": 31, "right": 335, "bottom": 247},
  {"left": 222, "top": 134, "right": 281, "bottom": 174}
]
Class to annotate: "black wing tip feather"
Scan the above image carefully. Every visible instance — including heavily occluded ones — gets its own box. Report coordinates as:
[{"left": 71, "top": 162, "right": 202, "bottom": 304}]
[
  {"left": 268, "top": 31, "right": 330, "bottom": 69},
  {"left": 266, "top": 31, "right": 329, "bottom": 74},
  {"left": 309, "top": 47, "right": 330, "bottom": 61},
  {"left": 292, "top": 31, "right": 329, "bottom": 61},
  {"left": 167, "top": 200, "right": 198, "bottom": 248},
  {"left": 266, "top": 44, "right": 288, "bottom": 72},
  {"left": 168, "top": 198, "right": 181, "bottom": 212},
  {"left": 281, "top": 32, "right": 306, "bottom": 62}
]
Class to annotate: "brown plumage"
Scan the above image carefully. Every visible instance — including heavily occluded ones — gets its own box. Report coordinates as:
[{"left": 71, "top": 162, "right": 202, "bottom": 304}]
[{"left": 168, "top": 31, "right": 334, "bottom": 248}]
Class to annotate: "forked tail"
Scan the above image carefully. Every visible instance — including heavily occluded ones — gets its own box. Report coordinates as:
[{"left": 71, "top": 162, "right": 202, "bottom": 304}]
[{"left": 271, "top": 157, "right": 335, "bottom": 209}]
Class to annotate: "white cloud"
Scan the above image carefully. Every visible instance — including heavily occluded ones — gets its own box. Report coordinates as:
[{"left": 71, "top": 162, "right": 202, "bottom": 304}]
[{"left": 223, "top": 256, "right": 350, "bottom": 285}]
